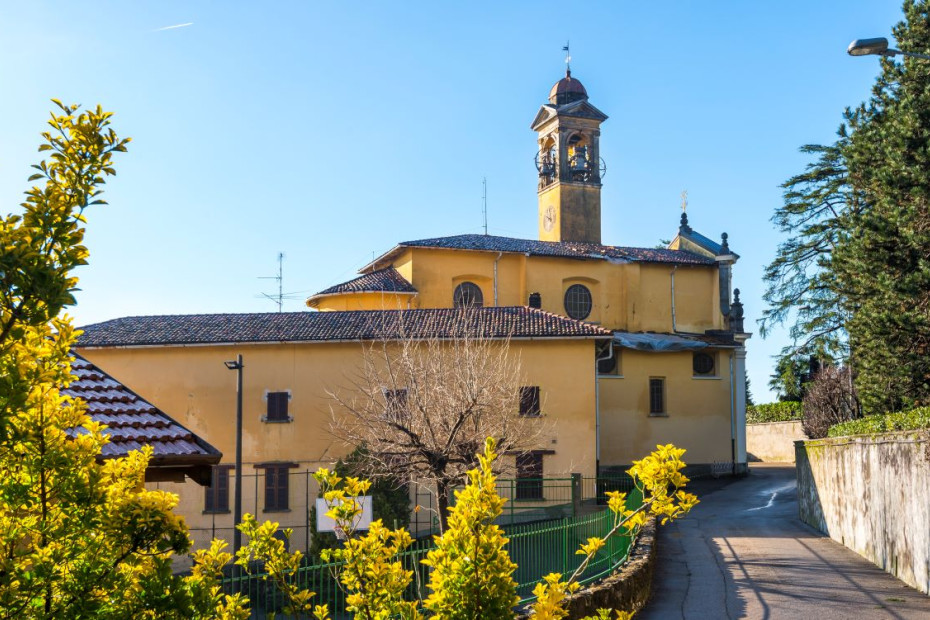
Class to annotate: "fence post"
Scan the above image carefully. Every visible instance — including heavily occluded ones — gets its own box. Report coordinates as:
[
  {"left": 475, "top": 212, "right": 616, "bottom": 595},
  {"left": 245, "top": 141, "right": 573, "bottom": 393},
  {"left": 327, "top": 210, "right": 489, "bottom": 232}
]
[
  {"left": 305, "top": 470, "right": 311, "bottom": 555},
  {"left": 510, "top": 478, "right": 515, "bottom": 525},
  {"left": 561, "top": 516, "right": 569, "bottom": 576},
  {"left": 571, "top": 473, "right": 581, "bottom": 518}
]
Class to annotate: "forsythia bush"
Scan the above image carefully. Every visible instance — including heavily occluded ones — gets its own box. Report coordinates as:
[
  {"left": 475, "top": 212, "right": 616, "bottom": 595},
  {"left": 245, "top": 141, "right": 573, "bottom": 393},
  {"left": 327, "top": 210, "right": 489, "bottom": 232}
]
[
  {"left": 421, "top": 440, "right": 520, "bottom": 619},
  {"left": 243, "top": 439, "right": 698, "bottom": 620},
  {"left": 0, "top": 102, "right": 248, "bottom": 619}
]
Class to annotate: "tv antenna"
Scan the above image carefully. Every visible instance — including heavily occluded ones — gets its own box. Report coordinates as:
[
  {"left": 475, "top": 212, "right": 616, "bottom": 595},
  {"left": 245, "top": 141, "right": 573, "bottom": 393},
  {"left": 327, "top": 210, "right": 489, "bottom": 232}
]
[
  {"left": 259, "top": 252, "right": 285, "bottom": 312},
  {"left": 482, "top": 177, "right": 488, "bottom": 235}
]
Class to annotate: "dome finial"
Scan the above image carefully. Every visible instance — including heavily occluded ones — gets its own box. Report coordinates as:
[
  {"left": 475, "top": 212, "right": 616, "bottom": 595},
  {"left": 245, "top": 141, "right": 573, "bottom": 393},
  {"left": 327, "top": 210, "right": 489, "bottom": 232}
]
[{"left": 563, "top": 41, "right": 571, "bottom": 76}]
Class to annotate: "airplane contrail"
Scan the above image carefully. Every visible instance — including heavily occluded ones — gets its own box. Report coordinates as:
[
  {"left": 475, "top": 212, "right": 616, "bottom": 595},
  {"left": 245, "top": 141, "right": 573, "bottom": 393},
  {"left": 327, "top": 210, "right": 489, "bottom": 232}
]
[{"left": 154, "top": 22, "right": 193, "bottom": 32}]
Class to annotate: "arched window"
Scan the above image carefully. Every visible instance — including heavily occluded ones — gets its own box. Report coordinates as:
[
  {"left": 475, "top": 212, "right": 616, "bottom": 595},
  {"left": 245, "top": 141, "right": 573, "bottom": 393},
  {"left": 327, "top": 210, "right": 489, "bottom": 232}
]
[
  {"left": 564, "top": 284, "right": 592, "bottom": 320},
  {"left": 453, "top": 282, "right": 484, "bottom": 308}
]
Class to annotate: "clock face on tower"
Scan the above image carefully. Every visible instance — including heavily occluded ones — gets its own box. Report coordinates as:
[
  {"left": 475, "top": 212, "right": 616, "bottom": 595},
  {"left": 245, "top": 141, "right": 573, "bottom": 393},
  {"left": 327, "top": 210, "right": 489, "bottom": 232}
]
[{"left": 543, "top": 205, "right": 556, "bottom": 232}]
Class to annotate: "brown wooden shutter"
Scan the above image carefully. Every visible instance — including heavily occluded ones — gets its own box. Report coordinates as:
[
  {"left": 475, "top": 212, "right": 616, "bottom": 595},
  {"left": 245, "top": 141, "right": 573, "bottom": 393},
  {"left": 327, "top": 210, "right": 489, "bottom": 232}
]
[{"left": 519, "top": 386, "right": 540, "bottom": 416}]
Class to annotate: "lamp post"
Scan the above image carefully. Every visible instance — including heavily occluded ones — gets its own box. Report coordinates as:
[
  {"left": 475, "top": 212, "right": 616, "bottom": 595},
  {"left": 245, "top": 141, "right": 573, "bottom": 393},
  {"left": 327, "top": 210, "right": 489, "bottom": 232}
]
[
  {"left": 847, "top": 37, "right": 930, "bottom": 60},
  {"left": 224, "top": 354, "right": 244, "bottom": 573}
]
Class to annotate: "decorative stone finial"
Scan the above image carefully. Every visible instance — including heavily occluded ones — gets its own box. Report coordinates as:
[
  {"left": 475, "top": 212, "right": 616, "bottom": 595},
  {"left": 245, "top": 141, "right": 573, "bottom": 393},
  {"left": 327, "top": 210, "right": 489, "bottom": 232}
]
[
  {"left": 720, "top": 232, "right": 729, "bottom": 253},
  {"left": 679, "top": 210, "right": 691, "bottom": 234},
  {"left": 729, "top": 287, "right": 744, "bottom": 333}
]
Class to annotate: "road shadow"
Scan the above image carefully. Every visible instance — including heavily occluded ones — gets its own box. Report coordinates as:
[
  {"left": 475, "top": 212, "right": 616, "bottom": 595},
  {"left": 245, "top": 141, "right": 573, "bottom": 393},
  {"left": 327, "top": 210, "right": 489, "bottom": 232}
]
[{"left": 639, "top": 465, "right": 930, "bottom": 619}]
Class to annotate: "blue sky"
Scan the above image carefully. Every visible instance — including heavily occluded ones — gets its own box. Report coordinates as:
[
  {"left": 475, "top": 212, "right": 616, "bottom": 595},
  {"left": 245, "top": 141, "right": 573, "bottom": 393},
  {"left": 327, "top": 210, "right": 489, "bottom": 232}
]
[{"left": 0, "top": 2, "right": 907, "bottom": 401}]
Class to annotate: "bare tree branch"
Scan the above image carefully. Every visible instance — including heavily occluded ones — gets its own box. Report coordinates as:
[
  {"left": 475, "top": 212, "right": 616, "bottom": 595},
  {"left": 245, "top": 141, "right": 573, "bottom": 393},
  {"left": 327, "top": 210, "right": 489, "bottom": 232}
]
[{"left": 327, "top": 307, "right": 547, "bottom": 530}]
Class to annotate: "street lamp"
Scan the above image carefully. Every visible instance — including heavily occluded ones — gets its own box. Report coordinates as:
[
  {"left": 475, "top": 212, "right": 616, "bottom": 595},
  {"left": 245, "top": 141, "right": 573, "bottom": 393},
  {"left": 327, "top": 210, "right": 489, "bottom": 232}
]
[
  {"left": 847, "top": 37, "right": 930, "bottom": 60},
  {"left": 224, "top": 354, "right": 244, "bottom": 577}
]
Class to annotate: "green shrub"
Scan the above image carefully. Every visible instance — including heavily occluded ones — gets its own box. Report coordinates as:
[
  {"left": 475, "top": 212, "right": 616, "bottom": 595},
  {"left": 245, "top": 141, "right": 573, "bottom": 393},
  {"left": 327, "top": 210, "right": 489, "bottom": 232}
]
[
  {"left": 746, "top": 401, "right": 803, "bottom": 424},
  {"left": 827, "top": 406, "right": 930, "bottom": 437}
]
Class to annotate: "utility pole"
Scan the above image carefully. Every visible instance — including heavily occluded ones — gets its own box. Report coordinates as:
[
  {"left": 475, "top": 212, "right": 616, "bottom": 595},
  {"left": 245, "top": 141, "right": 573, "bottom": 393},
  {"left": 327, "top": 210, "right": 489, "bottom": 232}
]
[
  {"left": 482, "top": 177, "right": 488, "bottom": 235},
  {"left": 259, "top": 252, "right": 284, "bottom": 312},
  {"left": 223, "top": 355, "right": 244, "bottom": 582}
]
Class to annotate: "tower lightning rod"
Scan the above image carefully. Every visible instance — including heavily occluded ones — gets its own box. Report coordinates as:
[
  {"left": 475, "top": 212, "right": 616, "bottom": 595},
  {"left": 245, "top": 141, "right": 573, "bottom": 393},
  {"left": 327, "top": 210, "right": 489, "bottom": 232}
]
[
  {"left": 259, "top": 252, "right": 285, "bottom": 312},
  {"left": 482, "top": 177, "right": 488, "bottom": 235}
]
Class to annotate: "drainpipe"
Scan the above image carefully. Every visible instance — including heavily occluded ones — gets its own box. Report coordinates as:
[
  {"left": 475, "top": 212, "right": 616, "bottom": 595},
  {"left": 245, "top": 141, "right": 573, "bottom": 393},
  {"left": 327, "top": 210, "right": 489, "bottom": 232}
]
[
  {"left": 728, "top": 351, "right": 737, "bottom": 476},
  {"left": 670, "top": 266, "right": 679, "bottom": 332},
  {"left": 493, "top": 252, "right": 503, "bottom": 306},
  {"left": 594, "top": 340, "right": 615, "bottom": 478}
]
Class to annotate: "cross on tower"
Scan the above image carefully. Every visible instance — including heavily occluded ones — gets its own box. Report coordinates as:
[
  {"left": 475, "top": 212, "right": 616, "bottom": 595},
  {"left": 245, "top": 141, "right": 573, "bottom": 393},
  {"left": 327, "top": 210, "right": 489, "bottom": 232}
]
[{"left": 681, "top": 190, "right": 688, "bottom": 212}]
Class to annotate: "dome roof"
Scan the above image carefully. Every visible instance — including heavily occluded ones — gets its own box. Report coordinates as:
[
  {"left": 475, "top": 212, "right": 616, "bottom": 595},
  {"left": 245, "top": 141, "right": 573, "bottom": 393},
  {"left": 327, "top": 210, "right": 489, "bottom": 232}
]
[{"left": 548, "top": 70, "right": 588, "bottom": 105}]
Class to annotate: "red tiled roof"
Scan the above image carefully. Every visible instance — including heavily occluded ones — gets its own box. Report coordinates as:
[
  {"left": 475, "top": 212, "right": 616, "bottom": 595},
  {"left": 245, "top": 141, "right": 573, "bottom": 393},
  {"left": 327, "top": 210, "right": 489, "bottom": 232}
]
[
  {"left": 65, "top": 353, "right": 220, "bottom": 480},
  {"left": 77, "top": 307, "right": 613, "bottom": 347},
  {"left": 361, "top": 234, "right": 715, "bottom": 273},
  {"left": 310, "top": 267, "right": 416, "bottom": 302}
]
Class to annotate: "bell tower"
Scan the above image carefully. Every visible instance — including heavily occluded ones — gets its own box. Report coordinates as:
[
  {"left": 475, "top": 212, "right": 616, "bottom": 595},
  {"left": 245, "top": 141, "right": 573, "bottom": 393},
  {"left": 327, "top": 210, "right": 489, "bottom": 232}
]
[{"left": 532, "top": 69, "right": 608, "bottom": 244}]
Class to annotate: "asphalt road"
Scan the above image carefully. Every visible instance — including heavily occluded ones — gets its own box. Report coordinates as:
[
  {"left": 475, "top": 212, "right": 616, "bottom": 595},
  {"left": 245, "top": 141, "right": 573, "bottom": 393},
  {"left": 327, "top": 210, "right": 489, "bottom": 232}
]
[{"left": 638, "top": 464, "right": 930, "bottom": 619}]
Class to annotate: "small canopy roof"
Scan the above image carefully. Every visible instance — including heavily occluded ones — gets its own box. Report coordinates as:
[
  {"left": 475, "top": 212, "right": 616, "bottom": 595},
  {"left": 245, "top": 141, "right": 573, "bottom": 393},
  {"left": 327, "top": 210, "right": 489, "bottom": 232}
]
[{"left": 612, "top": 331, "right": 737, "bottom": 352}]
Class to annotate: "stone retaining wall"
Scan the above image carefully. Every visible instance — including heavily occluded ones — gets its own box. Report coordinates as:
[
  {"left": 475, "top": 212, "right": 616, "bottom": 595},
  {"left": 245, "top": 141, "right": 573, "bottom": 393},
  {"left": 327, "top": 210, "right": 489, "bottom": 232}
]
[
  {"left": 517, "top": 517, "right": 656, "bottom": 619},
  {"left": 795, "top": 431, "right": 930, "bottom": 594},
  {"left": 747, "top": 420, "right": 804, "bottom": 462}
]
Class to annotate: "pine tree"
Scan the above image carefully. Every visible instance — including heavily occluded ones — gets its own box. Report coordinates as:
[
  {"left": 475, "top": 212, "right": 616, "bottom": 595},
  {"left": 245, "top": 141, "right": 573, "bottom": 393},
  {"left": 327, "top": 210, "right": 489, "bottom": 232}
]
[
  {"left": 760, "top": 141, "right": 856, "bottom": 370},
  {"left": 838, "top": 0, "right": 930, "bottom": 413},
  {"left": 764, "top": 0, "right": 930, "bottom": 415}
]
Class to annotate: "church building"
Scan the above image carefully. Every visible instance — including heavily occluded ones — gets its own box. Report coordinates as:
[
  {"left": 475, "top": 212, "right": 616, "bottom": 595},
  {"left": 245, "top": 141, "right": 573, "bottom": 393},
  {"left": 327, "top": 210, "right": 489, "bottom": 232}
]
[
  {"left": 75, "top": 69, "right": 749, "bottom": 553},
  {"left": 305, "top": 68, "right": 750, "bottom": 476}
]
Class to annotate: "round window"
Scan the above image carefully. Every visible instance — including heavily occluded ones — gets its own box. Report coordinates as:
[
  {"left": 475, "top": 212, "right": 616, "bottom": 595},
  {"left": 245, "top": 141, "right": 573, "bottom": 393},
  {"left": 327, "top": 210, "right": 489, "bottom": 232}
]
[
  {"left": 693, "top": 352, "right": 715, "bottom": 375},
  {"left": 564, "top": 284, "right": 592, "bottom": 320},
  {"left": 453, "top": 282, "right": 484, "bottom": 308}
]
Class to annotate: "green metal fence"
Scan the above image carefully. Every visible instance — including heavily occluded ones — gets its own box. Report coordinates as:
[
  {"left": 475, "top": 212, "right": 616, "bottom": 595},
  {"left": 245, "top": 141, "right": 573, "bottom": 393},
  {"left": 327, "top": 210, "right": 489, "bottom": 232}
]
[
  {"left": 412, "top": 475, "right": 637, "bottom": 534},
  {"left": 220, "top": 487, "right": 643, "bottom": 618}
]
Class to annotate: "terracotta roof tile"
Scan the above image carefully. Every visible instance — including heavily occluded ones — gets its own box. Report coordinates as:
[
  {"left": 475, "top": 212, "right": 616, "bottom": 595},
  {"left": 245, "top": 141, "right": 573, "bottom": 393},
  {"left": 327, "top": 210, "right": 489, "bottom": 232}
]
[
  {"left": 77, "top": 307, "right": 613, "bottom": 347},
  {"left": 315, "top": 267, "right": 416, "bottom": 297},
  {"left": 363, "top": 234, "right": 715, "bottom": 272},
  {"left": 65, "top": 353, "right": 221, "bottom": 462}
]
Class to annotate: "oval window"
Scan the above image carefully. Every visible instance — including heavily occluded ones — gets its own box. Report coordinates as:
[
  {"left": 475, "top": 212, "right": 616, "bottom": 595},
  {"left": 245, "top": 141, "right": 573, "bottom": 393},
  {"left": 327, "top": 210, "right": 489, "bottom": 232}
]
[
  {"left": 453, "top": 282, "right": 484, "bottom": 308},
  {"left": 563, "top": 284, "right": 592, "bottom": 320}
]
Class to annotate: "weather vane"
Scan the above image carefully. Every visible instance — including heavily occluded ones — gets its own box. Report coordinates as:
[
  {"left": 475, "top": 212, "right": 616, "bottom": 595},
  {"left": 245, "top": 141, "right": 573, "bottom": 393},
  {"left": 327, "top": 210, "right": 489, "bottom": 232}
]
[
  {"left": 680, "top": 190, "right": 688, "bottom": 212},
  {"left": 563, "top": 41, "right": 571, "bottom": 74}
]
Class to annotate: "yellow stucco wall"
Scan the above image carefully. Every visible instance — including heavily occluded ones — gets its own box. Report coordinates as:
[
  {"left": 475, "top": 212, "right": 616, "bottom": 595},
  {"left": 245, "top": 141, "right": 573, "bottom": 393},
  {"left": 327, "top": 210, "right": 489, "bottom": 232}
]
[
  {"left": 311, "top": 291, "right": 414, "bottom": 311},
  {"left": 599, "top": 348, "right": 734, "bottom": 468},
  {"left": 629, "top": 264, "right": 722, "bottom": 333},
  {"left": 79, "top": 337, "right": 598, "bottom": 553},
  {"left": 343, "top": 248, "right": 723, "bottom": 334}
]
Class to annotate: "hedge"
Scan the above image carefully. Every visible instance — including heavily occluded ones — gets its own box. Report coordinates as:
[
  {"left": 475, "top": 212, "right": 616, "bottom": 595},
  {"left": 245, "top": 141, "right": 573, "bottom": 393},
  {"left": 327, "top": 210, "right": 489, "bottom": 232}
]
[
  {"left": 827, "top": 406, "right": 930, "bottom": 437},
  {"left": 746, "top": 401, "right": 803, "bottom": 424}
]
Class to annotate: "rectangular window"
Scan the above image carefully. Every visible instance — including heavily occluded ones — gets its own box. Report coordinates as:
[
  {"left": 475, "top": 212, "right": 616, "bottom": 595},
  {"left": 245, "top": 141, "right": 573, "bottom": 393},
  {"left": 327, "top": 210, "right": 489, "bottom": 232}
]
[
  {"left": 516, "top": 452, "right": 544, "bottom": 500},
  {"left": 266, "top": 391, "right": 290, "bottom": 422},
  {"left": 649, "top": 378, "right": 666, "bottom": 415},
  {"left": 264, "top": 465, "right": 290, "bottom": 511},
  {"left": 384, "top": 388, "right": 408, "bottom": 420},
  {"left": 204, "top": 465, "right": 232, "bottom": 513},
  {"left": 519, "top": 386, "right": 541, "bottom": 417}
]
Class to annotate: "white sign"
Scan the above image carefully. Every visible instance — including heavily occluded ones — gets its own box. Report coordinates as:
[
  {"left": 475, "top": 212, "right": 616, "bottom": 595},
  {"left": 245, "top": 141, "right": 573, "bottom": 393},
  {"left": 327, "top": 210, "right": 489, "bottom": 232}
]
[{"left": 316, "top": 496, "right": 373, "bottom": 534}]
